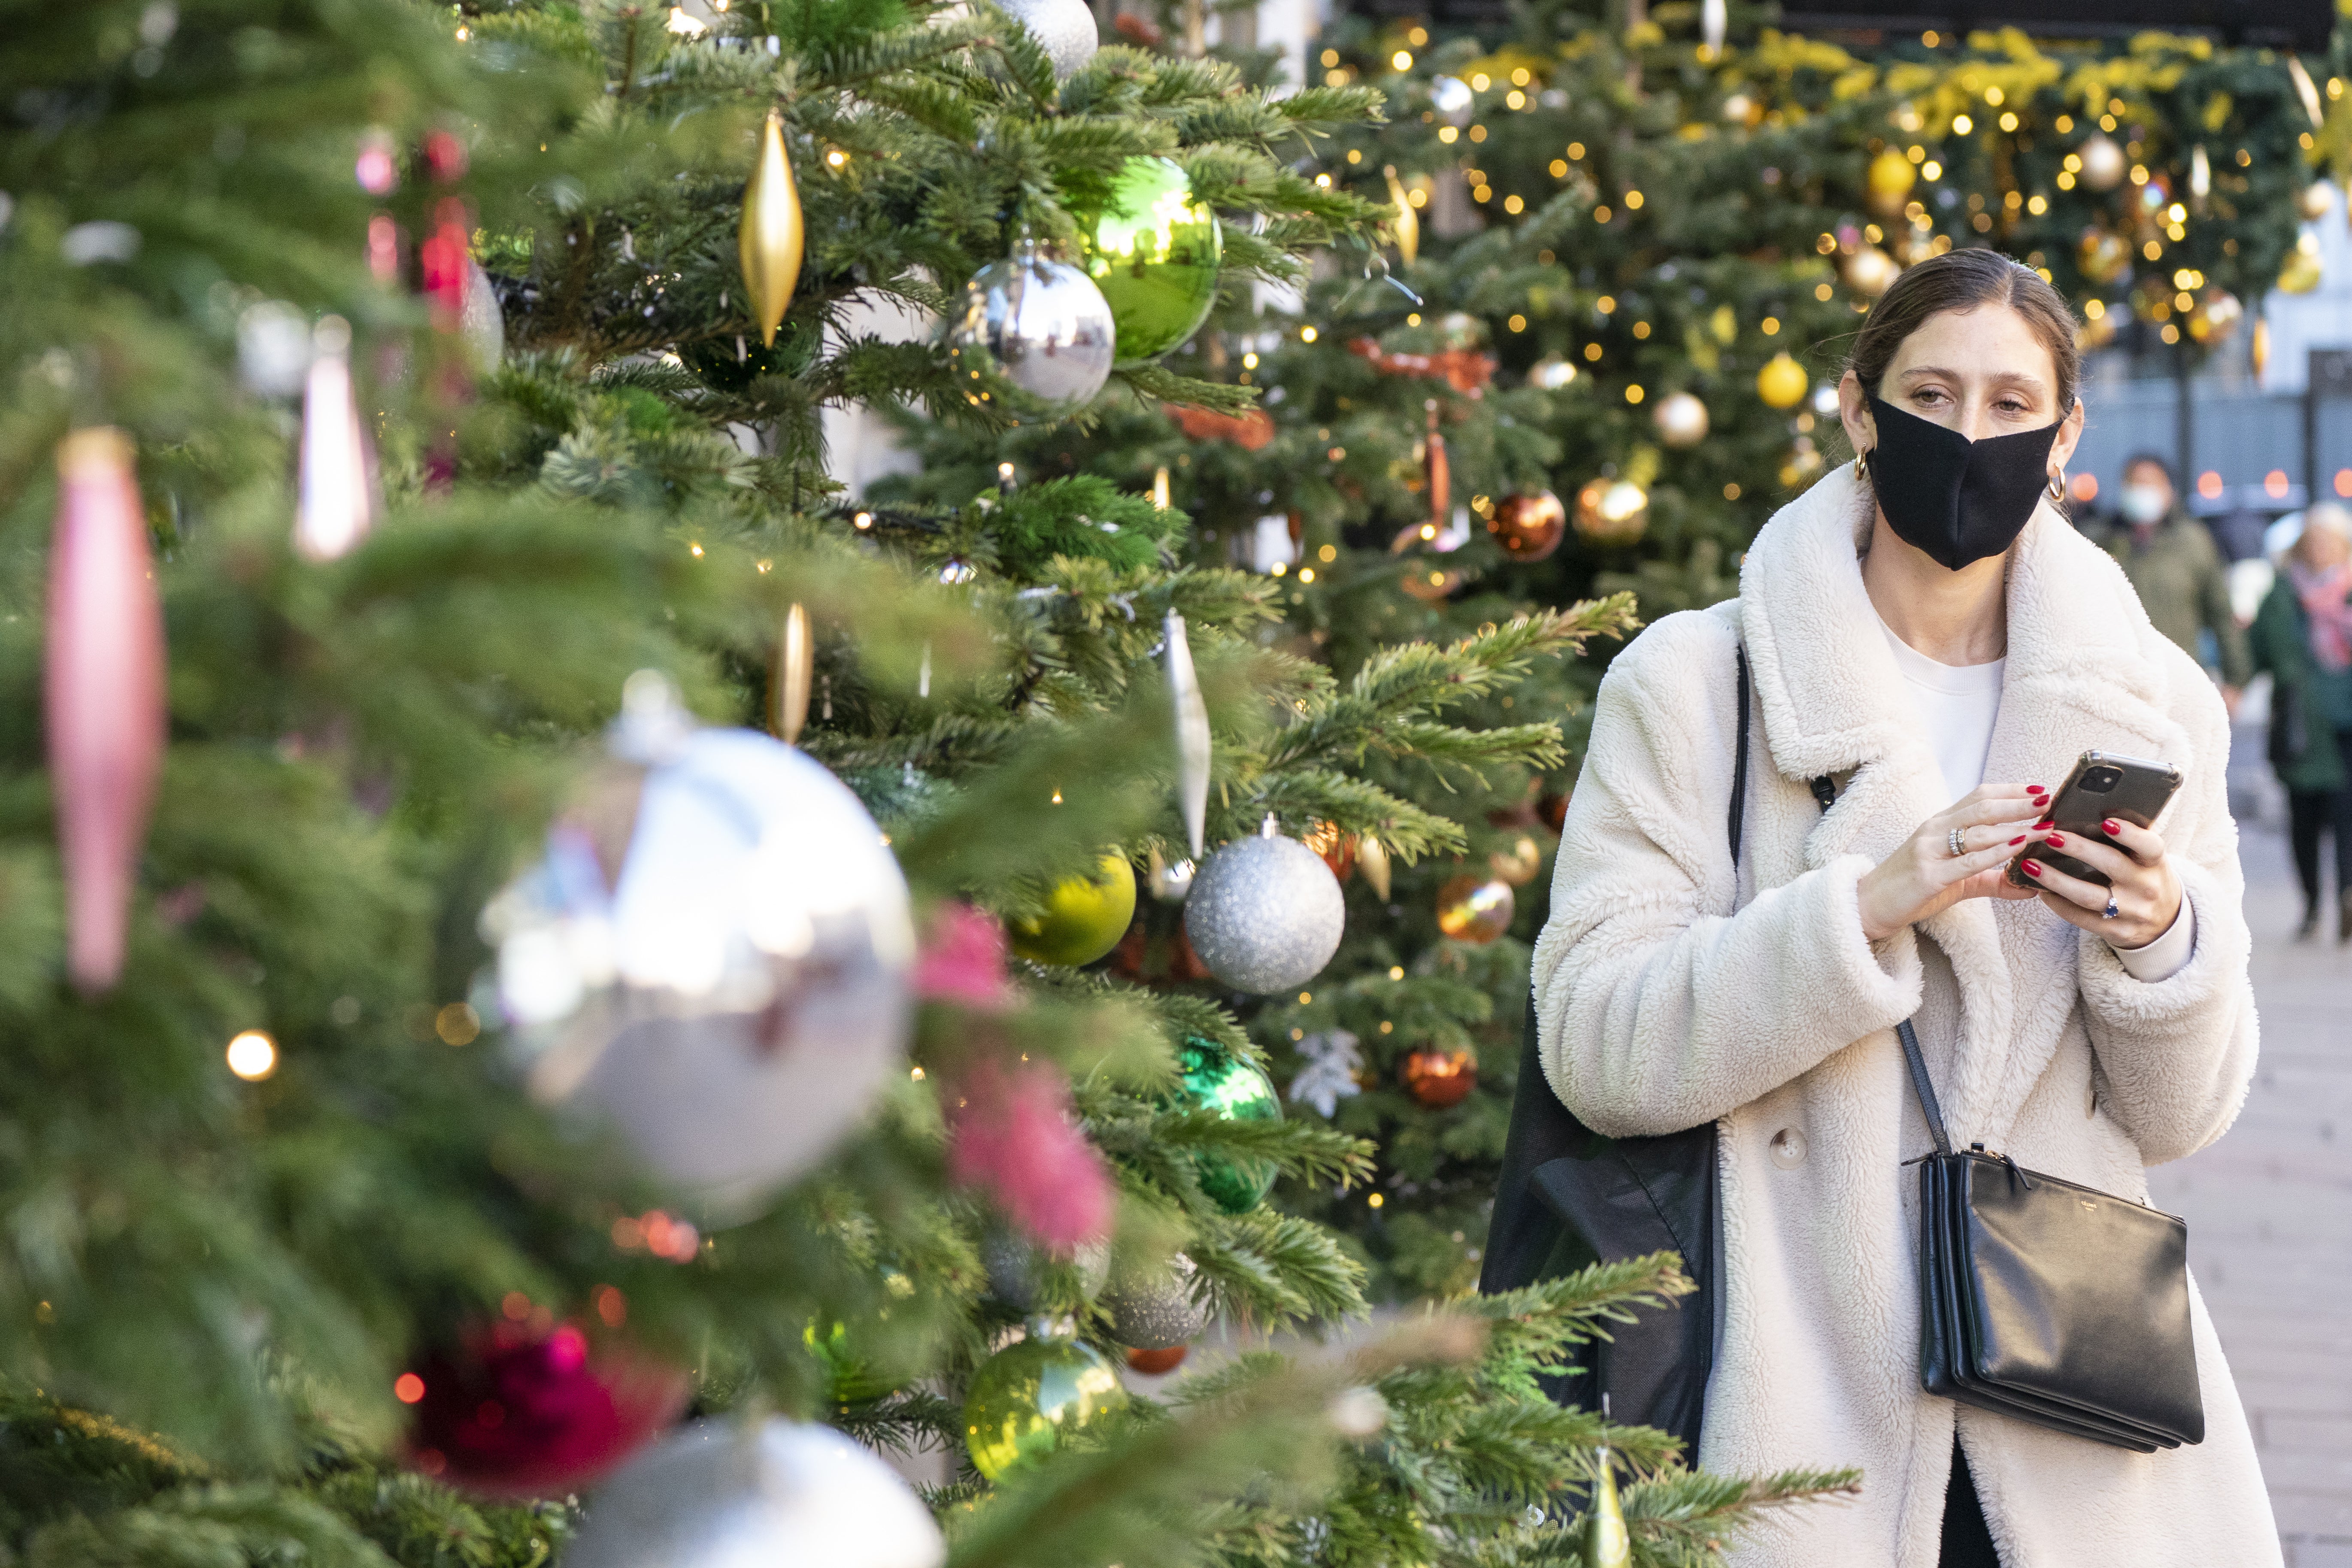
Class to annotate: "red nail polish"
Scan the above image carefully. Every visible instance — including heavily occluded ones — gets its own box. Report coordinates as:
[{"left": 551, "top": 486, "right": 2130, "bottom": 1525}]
[
  {"left": 2046, "top": 833, "right": 2066, "bottom": 847},
  {"left": 2103, "top": 819, "right": 2120, "bottom": 835},
  {"left": 2034, "top": 817, "right": 2052, "bottom": 829},
  {"left": 2027, "top": 785, "right": 2045, "bottom": 794},
  {"left": 2022, "top": 860, "right": 2043, "bottom": 876},
  {"left": 2009, "top": 835, "right": 2027, "bottom": 846}
]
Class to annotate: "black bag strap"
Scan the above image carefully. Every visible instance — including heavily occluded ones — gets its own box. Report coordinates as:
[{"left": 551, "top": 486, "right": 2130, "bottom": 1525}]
[
  {"left": 1796, "top": 756, "right": 1957, "bottom": 1159},
  {"left": 1730, "top": 648, "right": 1752, "bottom": 866}
]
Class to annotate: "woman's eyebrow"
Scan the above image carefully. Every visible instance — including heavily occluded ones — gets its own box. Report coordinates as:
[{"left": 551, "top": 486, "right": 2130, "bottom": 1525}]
[{"left": 1895, "top": 364, "right": 2049, "bottom": 392}]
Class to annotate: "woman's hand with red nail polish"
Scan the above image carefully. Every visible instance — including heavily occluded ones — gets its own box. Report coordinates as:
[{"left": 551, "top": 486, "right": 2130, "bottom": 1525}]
[
  {"left": 2022, "top": 860, "right": 2043, "bottom": 877},
  {"left": 2103, "top": 819, "right": 2121, "bottom": 836},
  {"left": 2046, "top": 833, "right": 2066, "bottom": 847}
]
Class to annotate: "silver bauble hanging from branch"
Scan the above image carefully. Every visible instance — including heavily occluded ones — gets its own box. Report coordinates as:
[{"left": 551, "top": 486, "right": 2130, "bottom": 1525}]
[
  {"left": 1102, "top": 1253, "right": 1209, "bottom": 1350},
  {"left": 1183, "top": 815, "right": 1346, "bottom": 993},
  {"left": 946, "top": 236, "right": 1116, "bottom": 421},
  {"left": 998, "top": 0, "right": 1098, "bottom": 81},
  {"left": 565, "top": 1418, "right": 946, "bottom": 1568}
]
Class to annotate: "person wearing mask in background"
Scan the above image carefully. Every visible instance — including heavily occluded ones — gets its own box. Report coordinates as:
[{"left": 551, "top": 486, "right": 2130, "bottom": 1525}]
[
  {"left": 2091, "top": 453, "right": 2252, "bottom": 714},
  {"left": 2251, "top": 503, "right": 2352, "bottom": 940}
]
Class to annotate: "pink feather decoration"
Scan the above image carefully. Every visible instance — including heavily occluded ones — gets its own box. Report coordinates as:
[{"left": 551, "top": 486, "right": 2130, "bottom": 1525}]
[
  {"left": 913, "top": 901, "right": 1015, "bottom": 1010},
  {"left": 47, "top": 428, "right": 167, "bottom": 994},
  {"left": 947, "top": 1057, "right": 1113, "bottom": 1252}
]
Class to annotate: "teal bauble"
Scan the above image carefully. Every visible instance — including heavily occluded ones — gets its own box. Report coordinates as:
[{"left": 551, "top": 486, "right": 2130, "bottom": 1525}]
[
  {"left": 1167, "top": 1036, "right": 1281, "bottom": 1213},
  {"left": 962, "top": 1336, "right": 1128, "bottom": 1479},
  {"left": 1080, "top": 157, "right": 1222, "bottom": 362}
]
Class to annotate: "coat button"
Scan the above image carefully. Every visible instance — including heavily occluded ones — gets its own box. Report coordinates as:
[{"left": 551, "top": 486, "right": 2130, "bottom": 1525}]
[{"left": 1769, "top": 1128, "right": 1806, "bottom": 1168}]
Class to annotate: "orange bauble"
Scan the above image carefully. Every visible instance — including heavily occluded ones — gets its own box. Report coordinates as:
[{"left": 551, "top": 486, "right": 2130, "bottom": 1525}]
[
  {"left": 1487, "top": 490, "right": 1567, "bottom": 562},
  {"left": 1305, "top": 821, "right": 1356, "bottom": 882},
  {"left": 1125, "top": 1344, "right": 1188, "bottom": 1375},
  {"left": 1435, "top": 874, "right": 1515, "bottom": 943},
  {"left": 1401, "top": 1048, "right": 1477, "bottom": 1107},
  {"left": 1488, "top": 834, "right": 1544, "bottom": 886},
  {"left": 1536, "top": 791, "right": 1570, "bottom": 832}
]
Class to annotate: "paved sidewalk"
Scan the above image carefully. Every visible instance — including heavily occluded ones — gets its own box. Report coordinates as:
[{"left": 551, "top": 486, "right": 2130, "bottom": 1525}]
[{"left": 2145, "top": 816, "right": 2352, "bottom": 1568}]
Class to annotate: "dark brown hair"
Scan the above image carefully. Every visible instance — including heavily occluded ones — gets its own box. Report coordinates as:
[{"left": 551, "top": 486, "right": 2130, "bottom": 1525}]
[{"left": 1843, "top": 248, "right": 2082, "bottom": 414}]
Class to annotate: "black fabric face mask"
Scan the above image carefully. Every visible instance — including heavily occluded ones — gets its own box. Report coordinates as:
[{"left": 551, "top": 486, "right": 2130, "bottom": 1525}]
[{"left": 1864, "top": 394, "right": 2063, "bottom": 570}]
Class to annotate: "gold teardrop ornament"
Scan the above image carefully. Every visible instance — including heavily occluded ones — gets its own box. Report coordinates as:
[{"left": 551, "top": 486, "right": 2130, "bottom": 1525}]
[{"left": 740, "top": 109, "right": 804, "bottom": 348}]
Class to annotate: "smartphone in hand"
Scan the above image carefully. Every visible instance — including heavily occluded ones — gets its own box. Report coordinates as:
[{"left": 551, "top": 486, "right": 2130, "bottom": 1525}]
[{"left": 2006, "top": 751, "right": 2184, "bottom": 890}]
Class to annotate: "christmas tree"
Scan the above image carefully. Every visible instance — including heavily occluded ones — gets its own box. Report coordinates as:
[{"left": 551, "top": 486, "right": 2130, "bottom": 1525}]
[{"left": 0, "top": 0, "right": 1867, "bottom": 1562}]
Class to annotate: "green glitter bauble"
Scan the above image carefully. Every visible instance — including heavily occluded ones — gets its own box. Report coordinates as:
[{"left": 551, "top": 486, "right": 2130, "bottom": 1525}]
[
  {"left": 962, "top": 1336, "right": 1128, "bottom": 1480},
  {"left": 803, "top": 1319, "right": 901, "bottom": 1407},
  {"left": 1079, "top": 156, "right": 1222, "bottom": 362},
  {"left": 1167, "top": 1036, "right": 1281, "bottom": 1213}
]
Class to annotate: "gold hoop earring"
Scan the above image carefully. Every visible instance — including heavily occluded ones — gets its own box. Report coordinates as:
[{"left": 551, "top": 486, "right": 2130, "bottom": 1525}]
[
  {"left": 2047, "top": 472, "right": 2065, "bottom": 502},
  {"left": 1855, "top": 450, "right": 1871, "bottom": 480}
]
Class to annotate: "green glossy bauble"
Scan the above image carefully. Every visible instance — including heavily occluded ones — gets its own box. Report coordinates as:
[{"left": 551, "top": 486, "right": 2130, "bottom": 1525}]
[
  {"left": 803, "top": 1319, "right": 902, "bottom": 1407},
  {"left": 1165, "top": 1036, "right": 1281, "bottom": 1213},
  {"left": 962, "top": 1336, "right": 1128, "bottom": 1480},
  {"left": 1080, "top": 157, "right": 1222, "bottom": 363}
]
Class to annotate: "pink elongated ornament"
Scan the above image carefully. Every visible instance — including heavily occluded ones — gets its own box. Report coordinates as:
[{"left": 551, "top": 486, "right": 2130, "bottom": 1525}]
[
  {"left": 48, "top": 428, "right": 166, "bottom": 993},
  {"left": 294, "top": 316, "right": 377, "bottom": 561}
]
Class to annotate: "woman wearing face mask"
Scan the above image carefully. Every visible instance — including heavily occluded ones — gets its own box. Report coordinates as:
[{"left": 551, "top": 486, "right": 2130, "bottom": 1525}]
[
  {"left": 2250, "top": 503, "right": 2352, "bottom": 940},
  {"left": 2089, "top": 453, "right": 2252, "bottom": 714},
  {"left": 1534, "top": 250, "right": 2268, "bottom": 1566}
]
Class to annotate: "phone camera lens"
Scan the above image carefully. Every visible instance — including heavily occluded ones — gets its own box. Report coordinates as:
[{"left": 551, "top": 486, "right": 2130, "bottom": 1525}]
[{"left": 2081, "top": 767, "right": 2122, "bottom": 793}]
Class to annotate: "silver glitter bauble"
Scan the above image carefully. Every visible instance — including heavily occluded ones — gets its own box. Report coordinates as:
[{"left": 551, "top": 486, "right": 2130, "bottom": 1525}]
[
  {"left": 999, "top": 0, "right": 1097, "bottom": 80},
  {"left": 946, "top": 237, "right": 1115, "bottom": 421},
  {"left": 1102, "top": 1254, "right": 1208, "bottom": 1350},
  {"left": 484, "top": 679, "right": 914, "bottom": 1218},
  {"left": 566, "top": 1418, "right": 944, "bottom": 1568},
  {"left": 2077, "top": 131, "right": 2126, "bottom": 193},
  {"left": 982, "top": 1229, "right": 1110, "bottom": 1309},
  {"left": 1183, "top": 817, "right": 1345, "bottom": 993},
  {"left": 1429, "top": 75, "right": 1474, "bottom": 126}
]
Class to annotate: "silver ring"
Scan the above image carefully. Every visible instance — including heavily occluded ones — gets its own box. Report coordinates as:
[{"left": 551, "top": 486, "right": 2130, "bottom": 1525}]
[
  {"left": 2103, "top": 896, "right": 2120, "bottom": 920},
  {"left": 1949, "top": 826, "right": 1967, "bottom": 858}
]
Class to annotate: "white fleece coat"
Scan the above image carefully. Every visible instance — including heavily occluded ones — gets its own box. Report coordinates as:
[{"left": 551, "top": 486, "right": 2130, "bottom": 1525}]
[{"left": 1532, "top": 464, "right": 2276, "bottom": 1566}]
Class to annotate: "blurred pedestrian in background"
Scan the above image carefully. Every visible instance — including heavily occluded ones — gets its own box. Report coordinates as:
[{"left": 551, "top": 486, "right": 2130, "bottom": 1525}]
[
  {"left": 2252, "top": 503, "right": 2352, "bottom": 941},
  {"left": 2089, "top": 453, "right": 2252, "bottom": 712}
]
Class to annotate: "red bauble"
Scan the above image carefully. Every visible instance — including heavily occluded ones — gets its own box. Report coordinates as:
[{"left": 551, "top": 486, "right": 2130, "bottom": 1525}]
[
  {"left": 404, "top": 1320, "right": 687, "bottom": 1498},
  {"left": 1125, "top": 1344, "right": 1189, "bottom": 1374},
  {"left": 1487, "top": 491, "right": 1567, "bottom": 563},
  {"left": 1401, "top": 1048, "right": 1477, "bottom": 1107}
]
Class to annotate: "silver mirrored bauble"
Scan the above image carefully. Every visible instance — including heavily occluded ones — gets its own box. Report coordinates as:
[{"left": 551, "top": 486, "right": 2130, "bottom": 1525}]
[
  {"left": 1429, "top": 75, "right": 1474, "bottom": 126},
  {"left": 1102, "top": 1253, "right": 1208, "bottom": 1350},
  {"left": 998, "top": 0, "right": 1098, "bottom": 79},
  {"left": 947, "top": 238, "right": 1116, "bottom": 420},
  {"left": 1183, "top": 818, "right": 1345, "bottom": 993},
  {"left": 485, "top": 716, "right": 915, "bottom": 1218},
  {"left": 981, "top": 1229, "right": 1109, "bottom": 1309},
  {"left": 1146, "top": 849, "right": 1195, "bottom": 903},
  {"left": 566, "top": 1418, "right": 945, "bottom": 1568}
]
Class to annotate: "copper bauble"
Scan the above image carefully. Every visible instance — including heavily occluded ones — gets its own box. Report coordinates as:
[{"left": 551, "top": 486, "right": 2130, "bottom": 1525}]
[
  {"left": 1401, "top": 1047, "right": 1477, "bottom": 1107},
  {"left": 1400, "top": 563, "right": 1463, "bottom": 600},
  {"left": 1651, "top": 390, "right": 1709, "bottom": 449},
  {"left": 1488, "top": 490, "right": 1567, "bottom": 561},
  {"left": 1537, "top": 791, "right": 1570, "bottom": 832},
  {"left": 1305, "top": 821, "right": 1356, "bottom": 882},
  {"left": 1125, "top": 1345, "right": 1187, "bottom": 1375},
  {"left": 1573, "top": 479, "right": 1649, "bottom": 546},
  {"left": 2076, "top": 228, "right": 2130, "bottom": 286},
  {"left": 2186, "top": 289, "right": 2242, "bottom": 346},
  {"left": 1488, "top": 834, "right": 1544, "bottom": 886},
  {"left": 1435, "top": 874, "right": 1514, "bottom": 944}
]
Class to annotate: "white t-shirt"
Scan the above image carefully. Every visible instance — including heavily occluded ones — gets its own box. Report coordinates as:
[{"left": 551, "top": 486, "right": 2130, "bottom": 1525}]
[{"left": 1876, "top": 613, "right": 2192, "bottom": 981}]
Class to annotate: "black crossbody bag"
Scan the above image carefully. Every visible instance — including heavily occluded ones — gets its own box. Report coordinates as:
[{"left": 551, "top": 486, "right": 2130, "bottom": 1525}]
[{"left": 1487, "top": 646, "right": 2205, "bottom": 1454}]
